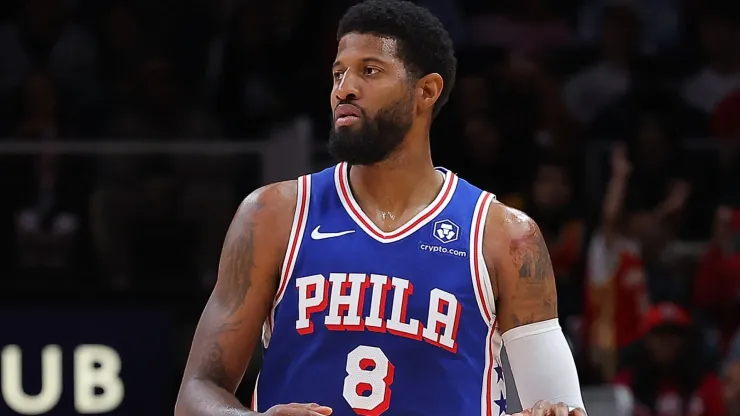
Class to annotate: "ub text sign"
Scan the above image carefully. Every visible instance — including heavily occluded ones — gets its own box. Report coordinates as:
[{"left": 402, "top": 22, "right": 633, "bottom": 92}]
[{"left": 0, "top": 307, "right": 175, "bottom": 415}]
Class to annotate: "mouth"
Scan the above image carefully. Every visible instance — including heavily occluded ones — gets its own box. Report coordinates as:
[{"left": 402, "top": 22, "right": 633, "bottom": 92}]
[{"left": 334, "top": 104, "right": 362, "bottom": 127}]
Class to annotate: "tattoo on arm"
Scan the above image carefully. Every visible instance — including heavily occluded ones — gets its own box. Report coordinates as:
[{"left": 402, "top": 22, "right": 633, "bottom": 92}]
[
  {"left": 197, "top": 341, "right": 230, "bottom": 387},
  {"left": 213, "top": 201, "right": 263, "bottom": 315},
  {"left": 193, "top": 199, "right": 267, "bottom": 388},
  {"left": 508, "top": 222, "right": 558, "bottom": 326},
  {"left": 194, "top": 322, "right": 242, "bottom": 388}
]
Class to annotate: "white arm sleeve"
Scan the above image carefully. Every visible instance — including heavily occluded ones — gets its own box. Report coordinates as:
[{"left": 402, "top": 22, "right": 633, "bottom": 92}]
[{"left": 502, "top": 318, "right": 585, "bottom": 412}]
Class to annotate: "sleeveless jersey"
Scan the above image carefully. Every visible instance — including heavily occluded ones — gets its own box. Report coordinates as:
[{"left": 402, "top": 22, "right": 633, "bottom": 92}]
[{"left": 253, "top": 162, "right": 506, "bottom": 416}]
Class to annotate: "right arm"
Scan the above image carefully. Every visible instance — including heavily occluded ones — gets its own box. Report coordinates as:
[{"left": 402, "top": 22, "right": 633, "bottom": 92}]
[
  {"left": 601, "top": 144, "right": 630, "bottom": 247},
  {"left": 175, "top": 181, "right": 331, "bottom": 416}
]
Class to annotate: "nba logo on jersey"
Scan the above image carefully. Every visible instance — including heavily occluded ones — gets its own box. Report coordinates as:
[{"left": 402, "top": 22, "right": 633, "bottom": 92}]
[{"left": 253, "top": 163, "right": 507, "bottom": 416}]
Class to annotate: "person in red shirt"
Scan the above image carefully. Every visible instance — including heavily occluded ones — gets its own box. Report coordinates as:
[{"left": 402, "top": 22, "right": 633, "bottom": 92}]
[
  {"left": 613, "top": 303, "right": 725, "bottom": 416},
  {"left": 694, "top": 206, "right": 740, "bottom": 351}
]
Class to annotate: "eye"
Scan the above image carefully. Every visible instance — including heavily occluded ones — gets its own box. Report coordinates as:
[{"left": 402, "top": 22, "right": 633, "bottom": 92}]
[
  {"left": 333, "top": 71, "right": 344, "bottom": 82},
  {"left": 364, "top": 67, "right": 379, "bottom": 76}
]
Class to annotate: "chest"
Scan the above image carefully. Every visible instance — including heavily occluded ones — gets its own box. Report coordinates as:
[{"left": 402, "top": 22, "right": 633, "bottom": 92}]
[{"left": 283, "top": 218, "right": 484, "bottom": 353}]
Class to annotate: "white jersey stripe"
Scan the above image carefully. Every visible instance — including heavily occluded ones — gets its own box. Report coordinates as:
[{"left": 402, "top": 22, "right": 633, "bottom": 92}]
[{"left": 470, "top": 191, "right": 496, "bottom": 324}]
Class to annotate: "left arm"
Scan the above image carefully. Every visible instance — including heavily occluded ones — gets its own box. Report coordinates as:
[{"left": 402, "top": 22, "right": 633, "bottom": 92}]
[{"left": 484, "top": 202, "right": 585, "bottom": 412}]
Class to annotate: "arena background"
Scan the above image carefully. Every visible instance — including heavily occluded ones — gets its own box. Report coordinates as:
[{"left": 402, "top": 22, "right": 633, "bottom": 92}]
[{"left": 1, "top": 0, "right": 740, "bottom": 415}]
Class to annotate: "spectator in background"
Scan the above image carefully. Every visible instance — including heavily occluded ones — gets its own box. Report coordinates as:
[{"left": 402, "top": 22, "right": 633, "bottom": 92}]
[
  {"left": 522, "top": 158, "right": 585, "bottom": 325},
  {"left": 495, "top": 51, "right": 578, "bottom": 159},
  {"left": 578, "top": 0, "right": 683, "bottom": 55},
  {"left": 0, "top": 0, "right": 99, "bottom": 126},
  {"left": 448, "top": 113, "right": 522, "bottom": 200},
  {"left": 14, "top": 153, "right": 81, "bottom": 278},
  {"left": 583, "top": 140, "right": 689, "bottom": 378},
  {"left": 13, "top": 71, "right": 70, "bottom": 139},
  {"left": 711, "top": 89, "right": 740, "bottom": 141},
  {"left": 625, "top": 113, "right": 688, "bottom": 216},
  {"left": 211, "top": 3, "right": 282, "bottom": 136},
  {"left": 614, "top": 303, "right": 725, "bottom": 416},
  {"left": 91, "top": 52, "right": 234, "bottom": 292},
  {"left": 0, "top": 72, "right": 90, "bottom": 282},
  {"left": 212, "top": 0, "right": 317, "bottom": 137},
  {"left": 468, "top": 0, "right": 573, "bottom": 59},
  {"left": 583, "top": 144, "right": 649, "bottom": 381},
  {"left": 99, "top": 1, "right": 145, "bottom": 116},
  {"left": 627, "top": 115, "right": 693, "bottom": 303},
  {"left": 694, "top": 206, "right": 740, "bottom": 352},
  {"left": 434, "top": 72, "right": 523, "bottom": 197},
  {"left": 564, "top": 1, "right": 640, "bottom": 127},
  {"left": 682, "top": 4, "right": 740, "bottom": 115}
]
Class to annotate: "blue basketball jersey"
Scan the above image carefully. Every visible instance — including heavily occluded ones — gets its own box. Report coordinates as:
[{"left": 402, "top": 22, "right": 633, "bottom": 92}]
[{"left": 253, "top": 162, "right": 506, "bottom": 416}]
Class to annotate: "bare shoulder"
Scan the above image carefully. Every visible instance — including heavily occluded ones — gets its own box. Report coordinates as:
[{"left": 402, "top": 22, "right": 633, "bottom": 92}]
[
  {"left": 225, "top": 180, "right": 297, "bottom": 255},
  {"left": 482, "top": 200, "right": 547, "bottom": 275},
  {"left": 232, "top": 179, "right": 298, "bottom": 242},
  {"left": 484, "top": 200, "right": 541, "bottom": 244},
  {"left": 214, "top": 180, "right": 299, "bottom": 312},
  {"left": 482, "top": 200, "right": 557, "bottom": 332},
  {"left": 239, "top": 180, "right": 298, "bottom": 222}
]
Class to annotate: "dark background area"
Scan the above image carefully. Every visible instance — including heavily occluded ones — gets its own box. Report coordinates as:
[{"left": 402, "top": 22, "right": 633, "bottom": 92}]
[{"left": 2, "top": 0, "right": 740, "bottom": 414}]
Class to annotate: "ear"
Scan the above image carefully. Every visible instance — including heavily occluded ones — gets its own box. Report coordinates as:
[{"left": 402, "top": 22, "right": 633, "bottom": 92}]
[{"left": 415, "top": 72, "right": 444, "bottom": 113}]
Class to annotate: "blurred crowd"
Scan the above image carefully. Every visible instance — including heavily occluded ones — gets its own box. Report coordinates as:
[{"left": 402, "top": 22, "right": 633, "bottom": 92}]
[{"left": 2, "top": 0, "right": 740, "bottom": 414}]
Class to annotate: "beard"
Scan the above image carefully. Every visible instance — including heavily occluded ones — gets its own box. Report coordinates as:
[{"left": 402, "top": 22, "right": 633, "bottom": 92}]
[{"left": 328, "top": 93, "right": 414, "bottom": 166}]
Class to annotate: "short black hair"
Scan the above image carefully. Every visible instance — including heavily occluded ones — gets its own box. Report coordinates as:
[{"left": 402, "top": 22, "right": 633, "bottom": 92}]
[{"left": 337, "top": 0, "right": 457, "bottom": 118}]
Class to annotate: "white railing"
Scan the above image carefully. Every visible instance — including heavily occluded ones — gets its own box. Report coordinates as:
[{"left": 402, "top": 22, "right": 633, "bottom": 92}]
[{"left": 0, "top": 116, "right": 315, "bottom": 185}]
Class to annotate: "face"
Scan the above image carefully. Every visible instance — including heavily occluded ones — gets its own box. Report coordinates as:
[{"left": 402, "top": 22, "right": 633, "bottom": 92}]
[{"left": 329, "top": 33, "right": 416, "bottom": 165}]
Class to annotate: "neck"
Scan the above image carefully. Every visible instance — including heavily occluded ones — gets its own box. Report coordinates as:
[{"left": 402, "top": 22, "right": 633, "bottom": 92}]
[{"left": 347, "top": 134, "right": 440, "bottom": 217}]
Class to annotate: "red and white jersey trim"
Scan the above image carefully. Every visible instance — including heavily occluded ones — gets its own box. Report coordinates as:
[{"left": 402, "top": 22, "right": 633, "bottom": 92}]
[
  {"left": 469, "top": 191, "right": 496, "bottom": 325},
  {"left": 334, "top": 162, "right": 458, "bottom": 244},
  {"left": 251, "top": 372, "right": 261, "bottom": 412},
  {"left": 482, "top": 319, "right": 505, "bottom": 416},
  {"left": 470, "top": 191, "right": 505, "bottom": 416},
  {"left": 263, "top": 175, "right": 311, "bottom": 347}
]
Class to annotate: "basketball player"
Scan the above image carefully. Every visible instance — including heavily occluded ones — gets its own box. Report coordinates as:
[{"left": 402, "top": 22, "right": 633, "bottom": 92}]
[{"left": 175, "top": 1, "right": 586, "bottom": 415}]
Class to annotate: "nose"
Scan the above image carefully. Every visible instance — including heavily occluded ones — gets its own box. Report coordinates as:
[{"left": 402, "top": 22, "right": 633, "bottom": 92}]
[{"left": 334, "top": 69, "right": 360, "bottom": 102}]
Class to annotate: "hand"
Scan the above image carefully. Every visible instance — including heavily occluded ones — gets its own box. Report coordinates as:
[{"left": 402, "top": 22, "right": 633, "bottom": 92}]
[
  {"left": 610, "top": 143, "right": 631, "bottom": 177},
  {"left": 509, "top": 400, "right": 586, "bottom": 416},
  {"left": 262, "top": 403, "right": 333, "bottom": 415}
]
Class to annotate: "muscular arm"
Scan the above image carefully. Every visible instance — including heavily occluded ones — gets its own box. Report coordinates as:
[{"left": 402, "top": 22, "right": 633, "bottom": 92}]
[
  {"left": 485, "top": 202, "right": 584, "bottom": 412},
  {"left": 175, "top": 182, "right": 297, "bottom": 416},
  {"left": 484, "top": 203, "right": 557, "bottom": 332}
]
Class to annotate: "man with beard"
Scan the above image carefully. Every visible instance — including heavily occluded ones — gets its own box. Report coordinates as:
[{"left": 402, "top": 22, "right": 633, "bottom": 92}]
[{"left": 175, "top": 1, "right": 585, "bottom": 415}]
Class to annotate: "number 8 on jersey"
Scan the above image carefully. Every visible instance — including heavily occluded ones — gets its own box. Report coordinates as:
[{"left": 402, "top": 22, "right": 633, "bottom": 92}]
[{"left": 343, "top": 345, "right": 395, "bottom": 416}]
